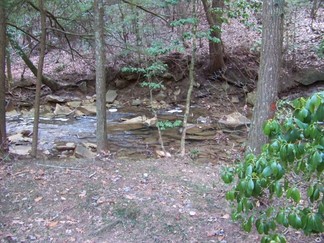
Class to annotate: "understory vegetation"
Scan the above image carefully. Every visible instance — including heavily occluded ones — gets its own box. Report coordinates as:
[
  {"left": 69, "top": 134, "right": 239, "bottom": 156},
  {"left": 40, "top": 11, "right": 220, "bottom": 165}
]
[{"left": 222, "top": 92, "right": 324, "bottom": 242}]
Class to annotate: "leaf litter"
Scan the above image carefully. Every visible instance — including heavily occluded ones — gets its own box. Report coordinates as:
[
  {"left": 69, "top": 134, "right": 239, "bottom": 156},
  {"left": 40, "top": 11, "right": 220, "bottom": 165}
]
[{"left": 1, "top": 158, "right": 321, "bottom": 242}]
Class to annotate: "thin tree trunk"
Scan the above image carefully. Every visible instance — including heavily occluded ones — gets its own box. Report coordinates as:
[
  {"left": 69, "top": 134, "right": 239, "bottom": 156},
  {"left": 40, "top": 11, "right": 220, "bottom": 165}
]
[
  {"left": 6, "top": 41, "right": 12, "bottom": 90},
  {"left": 247, "top": 0, "right": 284, "bottom": 154},
  {"left": 31, "top": 0, "right": 46, "bottom": 157},
  {"left": 94, "top": 0, "right": 108, "bottom": 153},
  {"left": 180, "top": 0, "right": 197, "bottom": 157},
  {"left": 0, "top": 1, "right": 7, "bottom": 153},
  {"left": 201, "top": 0, "right": 225, "bottom": 72},
  {"left": 8, "top": 37, "right": 61, "bottom": 91}
]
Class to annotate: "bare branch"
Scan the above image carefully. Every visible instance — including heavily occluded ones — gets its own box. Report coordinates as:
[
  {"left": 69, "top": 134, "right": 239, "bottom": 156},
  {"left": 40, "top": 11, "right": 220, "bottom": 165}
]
[{"left": 121, "top": 0, "right": 169, "bottom": 24}]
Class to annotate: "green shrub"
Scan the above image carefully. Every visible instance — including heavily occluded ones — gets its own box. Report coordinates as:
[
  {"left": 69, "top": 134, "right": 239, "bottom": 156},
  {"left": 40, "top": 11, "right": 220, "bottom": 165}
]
[{"left": 222, "top": 92, "right": 324, "bottom": 242}]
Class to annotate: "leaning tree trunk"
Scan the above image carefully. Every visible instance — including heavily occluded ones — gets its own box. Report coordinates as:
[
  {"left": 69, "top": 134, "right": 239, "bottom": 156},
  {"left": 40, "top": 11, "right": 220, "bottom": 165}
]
[
  {"left": 247, "top": 0, "right": 284, "bottom": 154},
  {"left": 0, "top": 1, "right": 7, "bottom": 153},
  {"left": 94, "top": 0, "right": 108, "bottom": 153},
  {"left": 9, "top": 37, "right": 61, "bottom": 91},
  {"left": 31, "top": 0, "right": 46, "bottom": 157},
  {"left": 201, "top": 0, "right": 225, "bottom": 72}
]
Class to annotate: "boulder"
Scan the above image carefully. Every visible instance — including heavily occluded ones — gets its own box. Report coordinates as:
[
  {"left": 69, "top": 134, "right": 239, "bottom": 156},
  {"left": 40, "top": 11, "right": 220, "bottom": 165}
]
[
  {"left": 106, "top": 90, "right": 118, "bottom": 103},
  {"left": 77, "top": 104, "right": 96, "bottom": 115},
  {"left": 218, "top": 112, "right": 250, "bottom": 129},
  {"left": 75, "top": 144, "right": 96, "bottom": 159},
  {"left": 54, "top": 104, "right": 73, "bottom": 116},
  {"left": 294, "top": 68, "right": 324, "bottom": 86}
]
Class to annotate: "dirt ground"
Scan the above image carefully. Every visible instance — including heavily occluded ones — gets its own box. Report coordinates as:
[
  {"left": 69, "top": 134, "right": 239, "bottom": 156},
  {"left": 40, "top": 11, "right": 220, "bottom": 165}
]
[{"left": 1, "top": 156, "right": 322, "bottom": 243}]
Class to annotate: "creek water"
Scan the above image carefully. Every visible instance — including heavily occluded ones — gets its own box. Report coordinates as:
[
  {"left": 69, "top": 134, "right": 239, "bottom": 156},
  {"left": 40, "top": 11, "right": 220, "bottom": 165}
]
[{"left": 6, "top": 107, "right": 190, "bottom": 159}]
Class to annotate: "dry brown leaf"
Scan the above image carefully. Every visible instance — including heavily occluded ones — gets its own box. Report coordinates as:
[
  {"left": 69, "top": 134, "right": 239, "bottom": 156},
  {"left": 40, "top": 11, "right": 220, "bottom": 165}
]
[
  {"left": 46, "top": 221, "right": 59, "bottom": 228},
  {"left": 34, "top": 197, "right": 43, "bottom": 203}
]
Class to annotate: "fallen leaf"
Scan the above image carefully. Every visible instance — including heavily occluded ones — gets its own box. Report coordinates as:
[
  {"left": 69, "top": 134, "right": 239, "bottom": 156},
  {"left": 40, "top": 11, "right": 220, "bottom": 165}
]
[
  {"left": 46, "top": 221, "right": 59, "bottom": 228},
  {"left": 34, "top": 197, "right": 43, "bottom": 203},
  {"left": 155, "top": 150, "right": 171, "bottom": 157},
  {"left": 79, "top": 190, "right": 86, "bottom": 198},
  {"left": 96, "top": 196, "right": 106, "bottom": 205},
  {"left": 221, "top": 213, "right": 230, "bottom": 219}
]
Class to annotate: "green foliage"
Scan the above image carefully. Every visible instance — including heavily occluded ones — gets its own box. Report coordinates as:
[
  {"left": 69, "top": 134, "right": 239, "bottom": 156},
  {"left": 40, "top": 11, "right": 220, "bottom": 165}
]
[
  {"left": 157, "top": 120, "right": 182, "bottom": 131},
  {"left": 225, "top": 0, "right": 262, "bottom": 28},
  {"left": 170, "top": 17, "right": 198, "bottom": 27},
  {"left": 122, "top": 61, "right": 167, "bottom": 79},
  {"left": 140, "top": 81, "right": 164, "bottom": 90},
  {"left": 222, "top": 92, "right": 324, "bottom": 242}
]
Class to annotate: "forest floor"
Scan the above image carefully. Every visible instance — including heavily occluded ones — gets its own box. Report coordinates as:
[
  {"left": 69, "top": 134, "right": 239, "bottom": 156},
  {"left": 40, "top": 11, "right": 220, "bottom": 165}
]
[{"left": 1, "top": 157, "right": 323, "bottom": 243}]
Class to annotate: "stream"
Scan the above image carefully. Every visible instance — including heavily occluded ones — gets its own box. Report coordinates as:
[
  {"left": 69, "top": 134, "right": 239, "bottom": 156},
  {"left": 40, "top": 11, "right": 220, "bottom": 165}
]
[{"left": 7, "top": 107, "right": 188, "bottom": 159}]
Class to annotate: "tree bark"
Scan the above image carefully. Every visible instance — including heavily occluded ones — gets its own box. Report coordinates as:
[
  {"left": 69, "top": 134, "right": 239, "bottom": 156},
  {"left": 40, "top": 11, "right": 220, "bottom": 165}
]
[
  {"left": 181, "top": 0, "right": 197, "bottom": 157},
  {"left": 94, "top": 0, "right": 108, "bottom": 153},
  {"left": 31, "top": 0, "right": 46, "bottom": 157},
  {"left": 8, "top": 37, "right": 61, "bottom": 91},
  {"left": 201, "top": 0, "right": 225, "bottom": 72},
  {"left": 247, "top": 0, "right": 284, "bottom": 154},
  {"left": 6, "top": 39, "right": 12, "bottom": 90},
  {"left": 0, "top": 1, "right": 7, "bottom": 154}
]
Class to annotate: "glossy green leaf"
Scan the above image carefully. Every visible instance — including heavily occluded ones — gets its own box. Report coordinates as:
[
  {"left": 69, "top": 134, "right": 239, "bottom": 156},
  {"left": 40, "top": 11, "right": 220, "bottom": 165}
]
[
  {"left": 290, "top": 188, "right": 301, "bottom": 203},
  {"left": 256, "top": 219, "right": 264, "bottom": 234},
  {"left": 245, "top": 164, "right": 253, "bottom": 176},
  {"left": 263, "top": 121, "right": 272, "bottom": 136},
  {"left": 288, "top": 213, "right": 302, "bottom": 229},
  {"left": 225, "top": 190, "right": 235, "bottom": 201},
  {"left": 262, "top": 166, "right": 272, "bottom": 177},
  {"left": 274, "top": 181, "right": 283, "bottom": 198},
  {"left": 247, "top": 178, "right": 254, "bottom": 192},
  {"left": 243, "top": 216, "right": 254, "bottom": 233}
]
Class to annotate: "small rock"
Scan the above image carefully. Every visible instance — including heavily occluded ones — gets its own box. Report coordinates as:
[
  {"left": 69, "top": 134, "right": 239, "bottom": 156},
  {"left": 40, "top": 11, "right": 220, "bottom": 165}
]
[
  {"left": 6, "top": 109, "right": 20, "bottom": 117},
  {"left": 246, "top": 91, "right": 256, "bottom": 106},
  {"left": 132, "top": 99, "right": 142, "bottom": 106},
  {"left": 75, "top": 144, "right": 96, "bottom": 159},
  {"left": 156, "top": 91, "right": 166, "bottom": 101},
  {"left": 189, "top": 211, "right": 196, "bottom": 216},
  {"left": 54, "top": 104, "right": 73, "bottom": 116},
  {"left": 77, "top": 104, "right": 97, "bottom": 115},
  {"left": 155, "top": 150, "right": 171, "bottom": 157},
  {"left": 106, "top": 90, "right": 118, "bottom": 103},
  {"left": 231, "top": 96, "right": 239, "bottom": 103},
  {"left": 197, "top": 116, "right": 211, "bottom": 124},
  {"left": 218, "top": 112, "right": 250, "bottom": 128},
  {"left": 46, "top": 94, "right": 67, "bottom": 103},
  {"left": 55, "top": 142, "right": 76, "bottom": 151},
  {"left": 67, "top": 101, "right": 82, "bottom": 108},
  {"left": 27, "top": 235, "right": 37, "bottom": 241},
  {"left": 79, "top": 81, "right": 87, "bottom": 93}
]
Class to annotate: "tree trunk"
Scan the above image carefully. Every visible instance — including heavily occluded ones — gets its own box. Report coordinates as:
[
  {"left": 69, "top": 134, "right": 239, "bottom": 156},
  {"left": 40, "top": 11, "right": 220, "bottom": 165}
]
[
  {"left": 181, "top": 0, "right": 197, "bottom": 157},
  {"left": 31, "top": 0, "right": 46, "bottom": 157},
  {"left": 6, "top": 39, "right": 12, "bottom": 90},
  {"left": 201, "top": 0, "right": 225, "bottom": 72},
  {"left": 94, "top": 0, "right": 108, "bottom": 153},
  {"left": 8, "top": 37, "right": 61, "bottom": 91},
  {"left": 0, "top": 1, "right": 7, "bottom": 153},
  {"left": 247, "top": 0, "right": 284, "bottom": 154}
]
